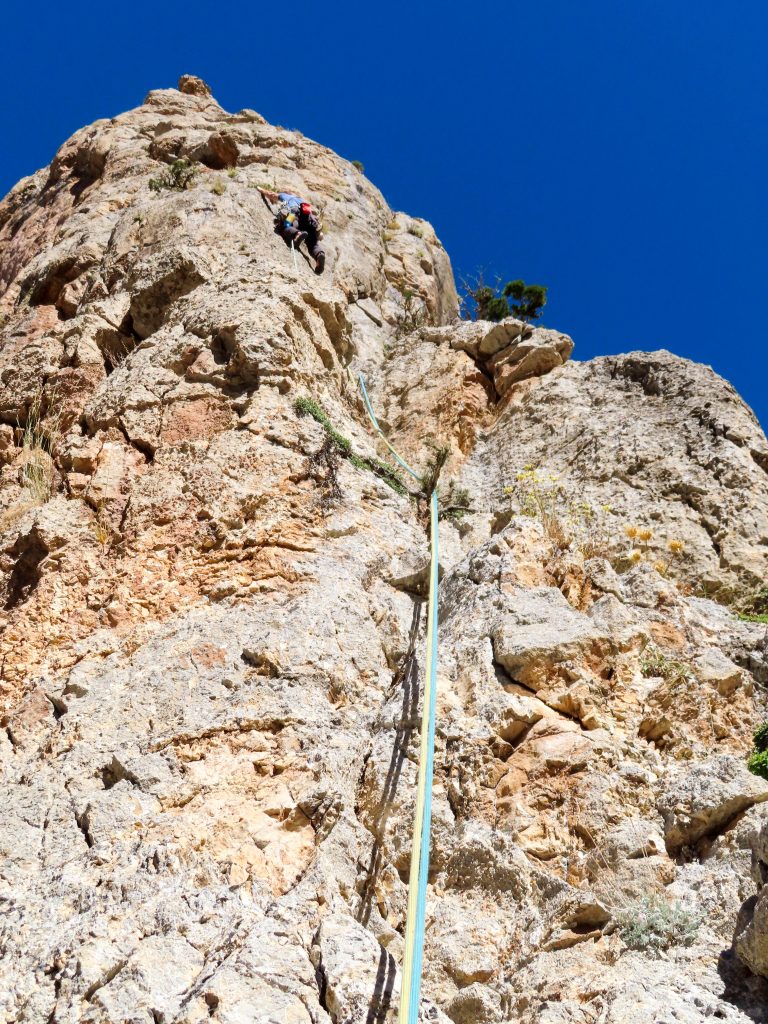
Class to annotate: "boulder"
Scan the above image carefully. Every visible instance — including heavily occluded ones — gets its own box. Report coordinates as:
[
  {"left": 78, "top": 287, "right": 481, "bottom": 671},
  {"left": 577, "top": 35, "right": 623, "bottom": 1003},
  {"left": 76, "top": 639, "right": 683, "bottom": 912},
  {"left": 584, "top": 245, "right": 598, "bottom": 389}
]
[
  {"left": 734, "top": 817, "right": 768, "bottom": 978},
  {"left": 177, "top": 74, "right": 212, "bottom": 97},
  {"left": 694, "top": 647, "right": 745, "bottom": 696},
  {"left": 658, "top": 756, "right": 768, "bottom": 852}
]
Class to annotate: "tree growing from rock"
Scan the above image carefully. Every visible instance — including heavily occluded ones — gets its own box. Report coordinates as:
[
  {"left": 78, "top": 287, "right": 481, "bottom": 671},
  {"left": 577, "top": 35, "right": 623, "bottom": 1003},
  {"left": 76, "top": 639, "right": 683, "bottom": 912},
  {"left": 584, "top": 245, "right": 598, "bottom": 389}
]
[
  {"left": 503, "top": 280, "right": 547, "bottom": 322},
  {"left": 465, "top": 277, "right": 548, "bottom": 323}
]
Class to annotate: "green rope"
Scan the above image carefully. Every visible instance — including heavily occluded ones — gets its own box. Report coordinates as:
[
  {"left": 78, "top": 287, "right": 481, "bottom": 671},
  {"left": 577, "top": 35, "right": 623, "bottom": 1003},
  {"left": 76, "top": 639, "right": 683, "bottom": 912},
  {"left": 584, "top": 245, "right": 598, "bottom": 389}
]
[{"left": 357, "top": 374, "right": 439, "bottom": 1024}]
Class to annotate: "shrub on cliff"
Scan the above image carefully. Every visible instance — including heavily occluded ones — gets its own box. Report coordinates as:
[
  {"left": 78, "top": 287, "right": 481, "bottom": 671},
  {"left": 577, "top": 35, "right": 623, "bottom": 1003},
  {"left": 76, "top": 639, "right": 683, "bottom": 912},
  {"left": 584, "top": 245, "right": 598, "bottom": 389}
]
[
  {"left": 617, "top": 895, "right": 701, "bottom": 953},
  {"left": 747, "top": 722, "right": 768, "bottom": 780},
  {"left": 393, "top": 288, "right": 428, "bottom": 338},
  {"left": 149, "top": 158, "right": 197, "bottom": 192},
  {"left": 294, "top": 397, "right": 406, "bottom": 500},
  {"left": 502, "top": 465, "right": 611, "bottom": 559},
  {"left": 738, "top": 585, "right": 768, "bottom": 623},
  {"left": 503, "top": 280, "right": 548, "bottom": 321},
  {"left": 464, "top": 276, "right": 548, "bottom": 323},
  {"left": 640, "top": 647, "right": 691, "bottom": 690}
]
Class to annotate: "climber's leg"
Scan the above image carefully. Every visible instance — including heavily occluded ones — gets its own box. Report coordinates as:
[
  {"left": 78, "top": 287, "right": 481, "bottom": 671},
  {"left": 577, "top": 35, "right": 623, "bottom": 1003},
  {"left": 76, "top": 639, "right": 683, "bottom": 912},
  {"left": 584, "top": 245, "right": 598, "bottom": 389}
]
[
  {"left": 306, "top": 229, "right": 325, "bottom": 274},
  {"left": 278, "top": 224, "right": 300, "bottom": 247}
]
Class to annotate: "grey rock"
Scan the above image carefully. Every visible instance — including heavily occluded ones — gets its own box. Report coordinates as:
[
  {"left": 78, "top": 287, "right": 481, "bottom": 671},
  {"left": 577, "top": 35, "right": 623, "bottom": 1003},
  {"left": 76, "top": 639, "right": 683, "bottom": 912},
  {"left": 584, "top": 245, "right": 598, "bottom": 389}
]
[
  {"left": 734, "top": 818, "right": 768, "bottom": 978},
  {"left": 658, "top": 756, "right": 768, "bottom": 852},
  {"left": 1, "top": 78, "right": 768, "bottom": 1024}
]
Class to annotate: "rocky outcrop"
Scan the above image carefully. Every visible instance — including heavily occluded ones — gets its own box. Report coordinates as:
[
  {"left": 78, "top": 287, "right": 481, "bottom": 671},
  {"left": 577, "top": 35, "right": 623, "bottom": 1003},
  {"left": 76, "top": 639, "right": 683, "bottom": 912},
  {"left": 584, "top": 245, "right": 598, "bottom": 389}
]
[
  {"left": 734, "top": 819, "right": 768, "bottom": 979},
  {"left": 1, "top": 76, "right": 768, "bottom": 1023},
  {"left": 444, "top": 348, "right": 768, "bottom": 597},
  {"left": 658, "top": 756, "right": 768, "bottom": 852},
  {"left": 425, "top": 318, "right": 574, "bottom": 397}
]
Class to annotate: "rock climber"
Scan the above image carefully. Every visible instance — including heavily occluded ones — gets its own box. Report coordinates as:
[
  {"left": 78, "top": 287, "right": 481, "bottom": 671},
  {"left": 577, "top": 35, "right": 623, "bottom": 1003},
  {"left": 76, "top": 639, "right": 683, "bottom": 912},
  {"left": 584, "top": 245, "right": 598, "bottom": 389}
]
[{"left": 258, "top": 188, "right": 325, "bottom": 275}]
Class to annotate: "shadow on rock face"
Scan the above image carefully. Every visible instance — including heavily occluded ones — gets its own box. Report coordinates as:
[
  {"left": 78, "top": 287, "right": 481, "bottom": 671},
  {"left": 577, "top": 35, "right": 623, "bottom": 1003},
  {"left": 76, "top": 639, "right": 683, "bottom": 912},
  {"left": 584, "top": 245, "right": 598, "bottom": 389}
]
[
  {"left": 717, "top": 943, "right": 768, "bottom": 1022},
  {"left": 4, "top": 527, "right": 48, "bottom": 609}
]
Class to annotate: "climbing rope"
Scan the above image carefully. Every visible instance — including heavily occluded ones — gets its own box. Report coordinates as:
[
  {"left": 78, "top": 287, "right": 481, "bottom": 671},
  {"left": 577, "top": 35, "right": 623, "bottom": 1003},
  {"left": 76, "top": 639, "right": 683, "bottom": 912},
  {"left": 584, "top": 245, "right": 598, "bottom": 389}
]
[
  {"left": 357, "top": 374, "right": 440, "bottom": 1024},
  {"left": 357, "top": 375, "right": 421, "bottom": 483}
]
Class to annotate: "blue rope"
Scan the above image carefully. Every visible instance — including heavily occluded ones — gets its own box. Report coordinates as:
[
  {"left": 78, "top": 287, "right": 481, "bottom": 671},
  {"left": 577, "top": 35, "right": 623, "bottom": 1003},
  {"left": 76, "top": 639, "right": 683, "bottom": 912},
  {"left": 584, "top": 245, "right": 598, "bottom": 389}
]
[
  {"left": 408, "top": 487, "right": 440, "bottom": 1018},
  {"left": 357, "top": 374, "right": 439, "bottom": 1024},
  {"left": 357, "top": 374, "right": 422, "bottom": 483}
]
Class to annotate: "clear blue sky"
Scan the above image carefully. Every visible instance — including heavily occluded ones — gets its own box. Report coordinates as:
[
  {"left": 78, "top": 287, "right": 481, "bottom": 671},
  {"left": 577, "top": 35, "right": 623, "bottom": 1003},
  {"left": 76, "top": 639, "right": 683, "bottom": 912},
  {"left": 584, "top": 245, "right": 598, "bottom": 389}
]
[{"left": 2, "top": 1, "right": 766, "bottom": 427}]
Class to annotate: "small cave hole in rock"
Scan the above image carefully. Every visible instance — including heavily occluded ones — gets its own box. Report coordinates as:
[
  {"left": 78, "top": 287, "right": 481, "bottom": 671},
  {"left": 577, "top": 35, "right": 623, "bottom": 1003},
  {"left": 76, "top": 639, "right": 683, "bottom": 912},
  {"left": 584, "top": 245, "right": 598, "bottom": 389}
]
[
  {"left": 210, "top": 332, "right": 233, "bottom": 366},
  {"left": 98, "top": 329, "right": 138, "bottom": 376}
]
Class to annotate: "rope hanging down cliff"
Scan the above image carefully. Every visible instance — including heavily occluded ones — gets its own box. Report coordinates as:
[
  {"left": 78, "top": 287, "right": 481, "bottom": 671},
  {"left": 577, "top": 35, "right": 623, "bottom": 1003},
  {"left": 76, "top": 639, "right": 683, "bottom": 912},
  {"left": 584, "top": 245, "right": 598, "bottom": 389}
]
[{"left": 358, "top": 374, "right": 440, "bottom": 1024}]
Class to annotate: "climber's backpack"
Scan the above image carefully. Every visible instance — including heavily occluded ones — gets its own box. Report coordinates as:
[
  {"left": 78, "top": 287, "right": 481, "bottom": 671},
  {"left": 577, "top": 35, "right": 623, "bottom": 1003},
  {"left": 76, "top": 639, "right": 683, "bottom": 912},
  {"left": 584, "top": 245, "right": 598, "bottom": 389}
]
[
  {"left": 274, "top": 197, "right": 323, "bottom": 237},
  {"left": 275, "top": 200, "right": 296, "bottom": 227}
]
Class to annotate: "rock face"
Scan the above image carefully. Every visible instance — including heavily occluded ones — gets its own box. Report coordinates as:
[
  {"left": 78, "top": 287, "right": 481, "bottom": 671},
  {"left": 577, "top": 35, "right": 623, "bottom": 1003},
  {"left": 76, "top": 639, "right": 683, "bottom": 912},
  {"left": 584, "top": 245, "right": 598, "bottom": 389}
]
[
  {"left": 1, "top": 76, "right": 768, "bottom": 1024},
  {"left": 658, "top": 756, "right": 768, "bottom": 852},
  {"left": 735, "top": 818, "right": 768, "bottom": 979}
]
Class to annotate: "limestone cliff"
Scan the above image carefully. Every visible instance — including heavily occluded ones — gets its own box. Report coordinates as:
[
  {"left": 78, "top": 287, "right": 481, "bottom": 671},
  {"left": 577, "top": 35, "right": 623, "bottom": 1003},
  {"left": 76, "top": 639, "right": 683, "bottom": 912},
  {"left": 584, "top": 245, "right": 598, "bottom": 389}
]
[{"left": 1, "top": 76, "right": 768, "bottom": 1023}]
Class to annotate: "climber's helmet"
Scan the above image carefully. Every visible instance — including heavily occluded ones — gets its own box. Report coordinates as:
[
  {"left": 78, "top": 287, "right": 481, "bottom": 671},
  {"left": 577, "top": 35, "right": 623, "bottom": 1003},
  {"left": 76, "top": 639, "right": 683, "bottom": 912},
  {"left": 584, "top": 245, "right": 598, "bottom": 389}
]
[{"left": 300, "top": 202, "right": 312, "bottom": 216}]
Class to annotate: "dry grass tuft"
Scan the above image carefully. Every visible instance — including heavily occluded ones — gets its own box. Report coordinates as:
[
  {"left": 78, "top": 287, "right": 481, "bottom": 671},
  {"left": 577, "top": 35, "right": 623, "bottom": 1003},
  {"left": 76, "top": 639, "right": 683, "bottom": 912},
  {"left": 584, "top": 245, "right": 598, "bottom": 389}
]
[{"left": 18, "top": 389, "right": 63, "bottom": 504}]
